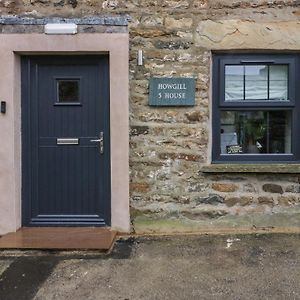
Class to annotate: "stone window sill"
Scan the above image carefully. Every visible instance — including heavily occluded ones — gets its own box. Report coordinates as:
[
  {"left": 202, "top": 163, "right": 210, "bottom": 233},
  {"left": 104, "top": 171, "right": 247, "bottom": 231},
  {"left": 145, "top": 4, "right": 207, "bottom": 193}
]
[{"left": 200, "top": 164, "right": 300, "bottom": 174}]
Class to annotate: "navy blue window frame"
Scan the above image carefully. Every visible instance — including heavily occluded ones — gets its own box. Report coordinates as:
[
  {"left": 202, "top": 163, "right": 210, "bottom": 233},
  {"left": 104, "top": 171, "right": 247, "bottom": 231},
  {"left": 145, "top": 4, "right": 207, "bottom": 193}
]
[{"left": 212, "top": 53, "right": 300, "bottom": 163}]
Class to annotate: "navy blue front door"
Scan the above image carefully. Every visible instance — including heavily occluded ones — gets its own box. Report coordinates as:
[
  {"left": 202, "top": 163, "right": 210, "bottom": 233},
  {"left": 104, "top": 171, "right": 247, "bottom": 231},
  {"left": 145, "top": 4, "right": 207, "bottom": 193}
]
[{"left": 22, "top": 56, "right": 110, "bottom": 226}]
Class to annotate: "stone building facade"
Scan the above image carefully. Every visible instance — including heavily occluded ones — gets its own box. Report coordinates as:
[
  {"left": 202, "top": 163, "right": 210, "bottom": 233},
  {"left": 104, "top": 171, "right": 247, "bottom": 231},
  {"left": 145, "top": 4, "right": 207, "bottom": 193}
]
[{"left": 0, "top": 0, "right": 300, "bottom": 235}]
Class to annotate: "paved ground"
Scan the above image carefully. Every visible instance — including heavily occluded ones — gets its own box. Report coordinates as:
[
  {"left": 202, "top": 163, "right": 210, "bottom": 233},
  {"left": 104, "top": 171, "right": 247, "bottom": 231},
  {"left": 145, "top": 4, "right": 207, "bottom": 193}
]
[{"left": 0, "top": 233, "right": 299, "bottom": 300}]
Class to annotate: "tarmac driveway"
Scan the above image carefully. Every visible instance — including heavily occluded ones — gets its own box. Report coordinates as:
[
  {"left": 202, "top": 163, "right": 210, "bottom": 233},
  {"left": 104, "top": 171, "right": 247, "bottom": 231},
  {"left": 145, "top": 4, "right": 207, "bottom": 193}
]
[{"left": 0, "top": 233, "right": 299, "bottom": 300}]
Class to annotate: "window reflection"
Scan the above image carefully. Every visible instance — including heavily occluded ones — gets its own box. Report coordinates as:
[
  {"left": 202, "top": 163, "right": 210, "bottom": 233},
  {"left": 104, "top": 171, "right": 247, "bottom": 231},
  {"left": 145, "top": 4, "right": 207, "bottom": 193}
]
[
  {"left": 225, "top": 65, "right": 288, "bottom": 101},
  {"left": 220, "top": 111, "right": 292, "bottom": 154}
]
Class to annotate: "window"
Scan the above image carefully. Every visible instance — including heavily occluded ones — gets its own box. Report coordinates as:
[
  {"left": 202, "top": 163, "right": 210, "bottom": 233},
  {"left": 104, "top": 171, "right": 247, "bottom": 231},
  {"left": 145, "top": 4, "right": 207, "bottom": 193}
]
[{"left": 212, "top": 54, "right": 299, "bottom": 163}]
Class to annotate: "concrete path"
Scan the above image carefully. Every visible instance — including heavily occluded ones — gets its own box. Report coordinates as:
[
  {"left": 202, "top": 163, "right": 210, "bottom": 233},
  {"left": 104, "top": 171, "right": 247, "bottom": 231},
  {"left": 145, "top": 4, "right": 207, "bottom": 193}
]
[{"left": 0, "top": 233, "right": 299, "bottom": 300}]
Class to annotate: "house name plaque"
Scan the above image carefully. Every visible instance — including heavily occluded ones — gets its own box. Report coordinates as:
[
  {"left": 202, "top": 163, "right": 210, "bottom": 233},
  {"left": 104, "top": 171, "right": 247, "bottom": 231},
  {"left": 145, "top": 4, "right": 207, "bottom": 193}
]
[{"left": 149, "top": 77, "right": 195, "bottom": 106}]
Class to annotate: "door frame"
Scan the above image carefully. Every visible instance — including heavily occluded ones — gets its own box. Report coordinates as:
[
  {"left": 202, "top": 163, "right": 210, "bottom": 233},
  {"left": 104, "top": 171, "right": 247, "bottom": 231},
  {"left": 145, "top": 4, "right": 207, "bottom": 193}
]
[
  {"left": 21, "top": 55, "right": 111, "bottom": 227},
  {"left": 0, "top": 33, "right": 130, "bottom": 234}
]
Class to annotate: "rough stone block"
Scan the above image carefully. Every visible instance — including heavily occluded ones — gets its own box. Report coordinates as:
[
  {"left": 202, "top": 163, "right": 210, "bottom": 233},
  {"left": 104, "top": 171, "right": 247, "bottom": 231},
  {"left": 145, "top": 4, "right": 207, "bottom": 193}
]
[
  {"left": 194, "top": 194, "right": 224, "bottom": 205},
  {"left": 140, "top": 15, "right": 164, "bottom": 26},
  {"left": 185, "top": 111, "right": 203, "bottom": 122},
  {"left": 262, "top": 184, "right": 283, "bottom": 194},
  {"left": 130, "top": 182, "right": 151, "bottom": 193},
  {"left": 186, "top": 182, "right": 207, "bottom": 192},
  {"left": 277, "top": 195, "right": 296, "bottom": 206},
  {"left": 181, "top": 208, "right": 228, "bottom": 220},
  {"left": 102, "top": 0, "right": 118, "bottom": 9},
  {"left": 285, "top": 184, "right": 300, "bottom": 193},
  {"left": 161, "top": 0, "right": 190, "bottom": 9},
  {"left": 243, "top": 183, "right": 257, "bottom": 193},
  {"left": 158, "top": 152, "right": 203, "bottom": 162},
  {"left": 192, "top": 0, "right": 208, "bottom": 9},
  {"left": 225, "top": 196, "right": 253, "bottom": 207},
  {"left": 130, "top": 125, "right": 149, "bottom": 136},
  {"left": 212, "top": 183, "right": 238, "bottom": 193},
  {"left": 154, "top": 40, "right": 192, "bottom": 50},
  {"left": 0, "top": 0, "right": 15, "bottom": 7},
  {"left": 195, "top": 20, "right": 300, "bottom": 50},
  {"left": 130, "top": 27, "right": 170, "bottom": 38},
  {"left": 164, "top": 17, "right": 193, "bottom": 30},
  {"left": 258, "top": 196, "right": 274, "bottom": 206}
]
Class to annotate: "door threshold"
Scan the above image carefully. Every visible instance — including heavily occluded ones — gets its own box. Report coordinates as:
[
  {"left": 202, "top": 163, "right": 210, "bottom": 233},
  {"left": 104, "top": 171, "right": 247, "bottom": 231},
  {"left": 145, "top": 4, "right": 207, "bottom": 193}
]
[{"left": 0, "top": 227, "right": 117, "bottom": 250}]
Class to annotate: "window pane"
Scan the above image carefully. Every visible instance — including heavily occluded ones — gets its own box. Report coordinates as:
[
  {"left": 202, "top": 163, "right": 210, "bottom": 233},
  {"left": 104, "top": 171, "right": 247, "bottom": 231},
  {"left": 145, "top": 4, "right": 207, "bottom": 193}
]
[
  {"left": 245, "top": 66, "right": 268, "bottom": 100},
  {"left": 225, "top": 66, "right": 244, "bottom": 101},
  {"left": 220, "top": 111, "right": 292, "bottom": 154},
  {"left": 245, "top": 65, "right": 268, "bottom": 80},
  {"left": 245, "top": 80, "right": 268, "bottom": 100},
  {"left": 225, "top": 80, "right": 244, "bottom": 101},
  {"left": 269, "top": 65, "right": 288, "bottom": 101},
  {"left": 58, "top": 80, "right": 79, "bottom": 103},
  {"left": 269, "top": 81, "right": 288, "bottom": 101},
  {"left": 269, "top": 65, "right": 288, "bottom": 80},
  {"left": 225, "top": 66, "right": 244, "bottom": 80},
  {"left": 224, "top": 64, "right": 289, "bottom": 102}
]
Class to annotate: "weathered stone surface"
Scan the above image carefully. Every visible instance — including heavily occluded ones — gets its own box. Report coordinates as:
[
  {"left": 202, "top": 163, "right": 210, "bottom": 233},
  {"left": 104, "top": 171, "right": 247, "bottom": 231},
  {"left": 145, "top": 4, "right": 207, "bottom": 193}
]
[
  {"left": 194, "top": 194, "right": 224, "bottom": 205},
  {"left": 0, "top": 0, "right": 16, "bottom": 8},
  {"left": 243, "top": 183, "right": 257, "bottom": 193},
  {"left": 185, "top": 111, "right": 202, "bottom": 122},
  {"left": 140, "top": 15, "right": 163, "bottom": 26},
  {"left": 130, "top": 207, "right": 152, "bottom": 218},
  {"left": 258, "top": 196, "right": 274, "bottom": 206},
  {"left": 130, "top": 125, "right": 149, "bottom": 136},
  {"left": 154, "top": 40, "right": 192, "bottom": 50},
  {"left": 130, "top": 182, "right": 150, "bottom": 193},
  {"left": 164, "top": 17, "right": 193, "bottom": 30},
  {"left": 192, "top": 0, "right": 208, "bottom": 9},
  {"left": 263, "top": 184, "right": 284, "bottom": 194},
  {"left": 195, "top": 20, "right": 300, "bottom": 50},
  {"left": 0, "top": 24, "right": 43, "bottom": 33},
  {"left": 181, "top": 208, "right": 228, "bottom": 220},
  {"left": 161, "top": 0, "right": 190, "bottom": 9},
  {"left": 130, "top": 27, "right": 170, "bottom": 38},
  {"left": 158, "top": 152, "right": 203, "bottom": 161},
  {"left": 0, "top": 16, "right": 130, "bottom": 25},
  {"left": 285, "top": 184, "right": 300, "bottom": 193},
  {"left": 277, "top": 195, "right": 297, "bottom": 206},
  {"left": 186, "top": 182, "right": 207, "bottom": 192},
  {"left": 102, "top": 0, "right": 118, "bottom": 9},
  {"left": 225, "top": 196, "right": 253, "bottom": 207},
  {"left": 79, "top": 25, "right": 128, "bottom": 33},
  {"left": 212, "top": 183, "right": 238, "bottom": 193},
  {"left": 68, "top": 0, "right": 77, "bottom": 8}
]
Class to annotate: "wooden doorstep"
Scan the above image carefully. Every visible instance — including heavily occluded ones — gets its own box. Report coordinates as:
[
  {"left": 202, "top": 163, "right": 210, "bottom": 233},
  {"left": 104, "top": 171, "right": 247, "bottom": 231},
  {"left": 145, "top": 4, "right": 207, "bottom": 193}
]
[{"left": 0, "top": 227, "right": 117, "bottom": 250}]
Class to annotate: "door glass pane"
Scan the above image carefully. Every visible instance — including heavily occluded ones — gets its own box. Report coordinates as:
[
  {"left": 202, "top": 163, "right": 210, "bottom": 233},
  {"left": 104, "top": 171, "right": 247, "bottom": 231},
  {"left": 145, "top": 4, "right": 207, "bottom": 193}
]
[
  {"left": 245, "top": 65, "right": 268, "bottom": 100},
  {"left": 225, "top": 66, "right": 244, "bottom": 101},
  {"left": 220, "top": 111, "right": 292, "bottom": 154},
  {"left": 57, "top": 80, "right": 79, "bottom": 103}
]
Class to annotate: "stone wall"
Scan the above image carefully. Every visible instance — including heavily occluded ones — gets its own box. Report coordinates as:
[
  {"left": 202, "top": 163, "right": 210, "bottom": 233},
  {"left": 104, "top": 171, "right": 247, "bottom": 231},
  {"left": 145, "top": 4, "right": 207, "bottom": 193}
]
[{"left": 2, "top": 0, "right": 300, "bottom": 233}]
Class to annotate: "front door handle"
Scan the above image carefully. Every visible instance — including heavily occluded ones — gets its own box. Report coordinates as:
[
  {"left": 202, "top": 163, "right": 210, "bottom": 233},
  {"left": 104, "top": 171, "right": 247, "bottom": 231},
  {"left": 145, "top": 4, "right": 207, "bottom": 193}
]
[{"left": 90, "top": 132, "right": 104, "bottom": 154}]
